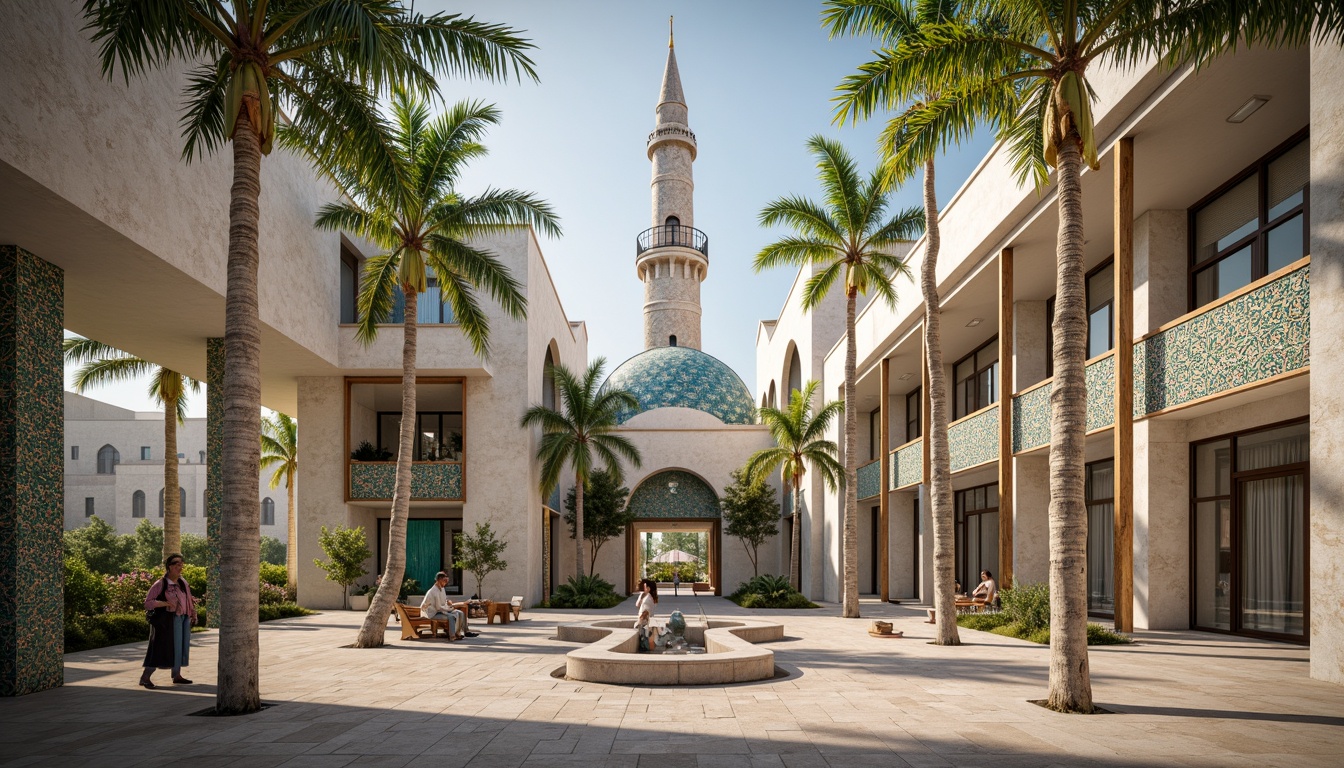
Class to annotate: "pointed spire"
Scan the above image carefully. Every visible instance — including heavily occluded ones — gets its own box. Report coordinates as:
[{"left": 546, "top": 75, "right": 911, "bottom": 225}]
[
  {"left": 669, "top": 15, "right": 674, "bottom": 48},
  {"left": 658, "top": 37, "right": 685, "bottom": 110}
]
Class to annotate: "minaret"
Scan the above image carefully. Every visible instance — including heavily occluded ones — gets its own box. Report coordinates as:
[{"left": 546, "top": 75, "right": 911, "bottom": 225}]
[{"left": 637, "top": 17, "right": 707, "bottom": 351}]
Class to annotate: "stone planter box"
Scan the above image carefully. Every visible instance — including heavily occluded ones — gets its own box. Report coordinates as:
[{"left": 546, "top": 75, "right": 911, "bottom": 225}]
[{"left": 349, "top": 594, "right": 370, "bottom": 611}]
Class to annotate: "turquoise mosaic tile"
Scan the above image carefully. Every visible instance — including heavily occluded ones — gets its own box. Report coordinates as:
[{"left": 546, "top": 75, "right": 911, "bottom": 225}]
[
  {"left": 604, "top": 346, "right": 756, "bottom": 425},
  {"left": 0, "top": 246, "right": 64, "bottom": 696},
  {"left": 857, "top": 460, "right": 881, "bottom": 500},
  {"left": 948, "top": 405, "right": 998, "bottom": 472},
  {"left": 628, "top": 470, "right": 720, "bottom": 518},
  {"left": 1135, "top": 264, "right": 1309, "bottom": 415},
  {"left": 1012, "top": 384, "right": 1051, "bottom": 453},
  {"left": 349, "top": 462, "right": 464, "bottom": 500},
  {"left": 205, "top": 338, "right": 223, "bottom": 628},
  {"left": 891, "top": 439, "right": 923, "bottom": 489},
  {"left": 1086, "top": 353, "right": 1115, "bottom": 433}
]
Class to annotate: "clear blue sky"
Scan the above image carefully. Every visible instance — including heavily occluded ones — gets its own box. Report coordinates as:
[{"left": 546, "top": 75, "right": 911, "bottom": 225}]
[{"left": 66, "top": 0, "right": 993, "bottom": 417}]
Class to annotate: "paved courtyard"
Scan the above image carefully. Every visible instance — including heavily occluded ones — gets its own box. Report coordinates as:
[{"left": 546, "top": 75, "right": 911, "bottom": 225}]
[{"left": 3, "top": 595, "right": 1342, "bottom": 767}]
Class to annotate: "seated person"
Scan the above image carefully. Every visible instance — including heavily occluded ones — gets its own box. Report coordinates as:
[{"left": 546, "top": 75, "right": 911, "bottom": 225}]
[
  {"left": 421, "top": 572, "right": 477, "bottom": 639},
  {"left": 971, "top": 570, "right": 998, "bottom": 606}
]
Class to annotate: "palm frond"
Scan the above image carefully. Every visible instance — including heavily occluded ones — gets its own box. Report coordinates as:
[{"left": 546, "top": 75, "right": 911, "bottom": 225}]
[
  {"left": 354, "top": 251, "right": 403, "bottom": 344},
  {"left": 757, "top": 196, "right": 844, "bottom": 244},
  {"left": 753, "top": 237, "right": 841, "bottom": 275}
]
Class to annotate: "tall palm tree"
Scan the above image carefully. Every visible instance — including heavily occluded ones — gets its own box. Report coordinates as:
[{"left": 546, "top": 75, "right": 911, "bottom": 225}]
[
  {"left": 259, "top": 412, "right": 298, "bottom": 590},
  {"left": 744, "top": 380, "right": 844, "bottom": 593},
  {"left": 64, "top": 336, "right": 200, "bottom": 560},
  {"left": 755, "top": 136, "right": 922, "bottom": 618},
  {"left": 81, "top": 0, "right": 539, "bottom": 713},
  {"left": 826, "top": 0, "right": 977, "bottom": 646},
  {"left": 522, "top": 359, "right": 642, "bottom": 580},
  {"left": 870, "top": 0, "right": 1326, "bottom": 713},
  {"left": 314, "top": 91, "right": 559, "bottom": 648}
]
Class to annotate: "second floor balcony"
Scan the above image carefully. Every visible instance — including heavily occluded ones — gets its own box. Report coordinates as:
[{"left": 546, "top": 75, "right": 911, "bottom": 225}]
[{"left": 637, "top": 224, "right": 708, "bottom": 259}]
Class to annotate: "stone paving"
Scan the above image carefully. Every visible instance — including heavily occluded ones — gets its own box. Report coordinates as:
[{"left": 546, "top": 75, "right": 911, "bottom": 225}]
[{"left": 3, "top": 595, "right": 1342, "bottom": 767}]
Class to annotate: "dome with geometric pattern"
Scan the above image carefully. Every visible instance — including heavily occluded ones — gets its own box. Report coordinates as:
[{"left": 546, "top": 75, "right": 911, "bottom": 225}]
[{"left": 602, "top": 346, "right": 756, "bottom": 425}]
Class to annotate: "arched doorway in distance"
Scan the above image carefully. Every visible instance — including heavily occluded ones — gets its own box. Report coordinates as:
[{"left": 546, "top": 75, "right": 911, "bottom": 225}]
[{"left": 624, "top": 469, "right": 722, "bottom": 595}]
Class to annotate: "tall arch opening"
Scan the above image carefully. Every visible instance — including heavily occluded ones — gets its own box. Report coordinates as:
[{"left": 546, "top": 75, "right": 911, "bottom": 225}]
[{"left": 624, "top": 470, "right": 722, "bottom": 595}]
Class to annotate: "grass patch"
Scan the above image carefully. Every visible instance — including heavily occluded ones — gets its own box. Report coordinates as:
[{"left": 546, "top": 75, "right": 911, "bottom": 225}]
[
  {"left": 260, "top": 603, "right": 317, "bottom": 622},
  {"left": 956, "top": 614, "right": 1133, "bottom": 646}
]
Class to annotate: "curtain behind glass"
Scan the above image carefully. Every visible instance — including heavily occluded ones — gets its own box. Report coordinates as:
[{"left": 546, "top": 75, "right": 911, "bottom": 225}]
[
  {"left": 1240, "top": 475, "right": 1305, "bottom": 635},
  {"left": 1087, "top": 462, "right": 1115, "bottom": 614}
]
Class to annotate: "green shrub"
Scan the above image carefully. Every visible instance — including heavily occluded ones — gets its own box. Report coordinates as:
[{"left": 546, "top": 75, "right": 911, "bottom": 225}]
[
  {"left": 64, "top": 516, "right": 133, "bottom": 575},
  {"left": 259, "top": 603, "right": 316, "bottom": 622},
  {"left": 727, "top": 574, "right": 818, "bottom": 609},
  {"left": 259, "top": 562, "right": 288, "bottom": 587},
  {"left": 1086, "top": 623, "right": 1133, "bottom": 645},
  {"left": 104, "top": 569, "right": 160, "bottom": 614},
  {"left": 999, "top": 582, "right": 1050, "bottom": 632},
  {"left": 64, "top": 613, "right": 149, "bottom": 653},
  {"left": 178, "top": 534, "right": 211, "bottom": 568},
  {"left": 64, "top": 554, "right": 109, "bottom": 621},
  {"left": 260, "top": 536, "right": 287, "bottom": 566},
  {"left": 646, "top": 562, "right": 700, "bottom": 583},
  {"left": 180, "top": 564, "right": 208, "bottom": 597},
  {"left": 958, "top": 613, "right": 1011, "bottom": 632},
  {"left": 549, "top": 574, "right": 624, "bottom": 609},
  {"left": 966, "top": 618, "right": 1133, "bottom": 646},
  {"left": 738, "top": 591, "right": 816, "bottom": 609},
  {"left": 258, "top": 582, "right": 288, "bottom": 606}
]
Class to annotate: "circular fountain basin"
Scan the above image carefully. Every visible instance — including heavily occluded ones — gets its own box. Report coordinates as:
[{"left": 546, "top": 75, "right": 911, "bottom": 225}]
[{"left": 558, "top": 618, "right": 784, "bottom": 685}]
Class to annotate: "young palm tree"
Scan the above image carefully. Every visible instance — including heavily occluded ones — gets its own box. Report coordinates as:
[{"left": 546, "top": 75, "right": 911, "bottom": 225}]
[
  {"left": 259, "top": 412, "right": 298, "bottom": 590},
  {"left": 744, "top": 380, "right": 845, "bottom": 593},
  {"left": 827, "top": 0, "right": 984, "bottom": 646},
  {"left": 521, "top": 359, "right": 642, "bottom": 580},
  {"left": 755, "top": 137, "right": 922, "bottom": 618},
  {"left": 82, "top": 0, "right": 539, "bottom": 712},
  {"left": 315, "top": 91, "right": 559, "bottom": 648},
  {"left": 64, "top": 336, "right": 200, "bottom": 560},
  {"left": 870, "top": 0, "right": 1326, "bottom": 713}
]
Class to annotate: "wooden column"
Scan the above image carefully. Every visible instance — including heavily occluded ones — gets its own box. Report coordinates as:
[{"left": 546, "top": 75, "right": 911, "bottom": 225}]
[
  {"left": 921, "top": 333, "right": 930, "bottom": 485},
  {"left": 879, "top": 358, "right": 891, "bottom": 602},
  {"left": 1113, "top": 137, "right": 1135, "bottom": 633},
  {"left": 998, "top": 248, "right": 1015, "bottom": 589}
]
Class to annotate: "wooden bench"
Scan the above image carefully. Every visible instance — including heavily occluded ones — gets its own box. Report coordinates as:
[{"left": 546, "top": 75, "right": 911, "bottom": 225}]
[
  {"left": 692, "top": 582, "right": 712, "bottom": 594},
  {"left": 395, "top": 603, "right": 453, "bottom": 641},
  {"left": 485, "top": 600, "right": 511, "bottom": 625}
]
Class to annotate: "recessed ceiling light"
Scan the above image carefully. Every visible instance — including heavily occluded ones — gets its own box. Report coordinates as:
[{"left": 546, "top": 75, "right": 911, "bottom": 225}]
[
  {"left": 1227, "top": 95, "right": 1271, "bottom": 124},
  {"left": 966, "top": 318, "right": 983, "bottom": 327},
  {"left": 899, "top": 372, "right": 913, "bottom": 381}
]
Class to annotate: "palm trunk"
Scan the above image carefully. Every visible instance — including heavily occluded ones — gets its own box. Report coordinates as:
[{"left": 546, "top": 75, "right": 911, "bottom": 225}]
[
  {"left": 574, "top": 474, "right": 586, "bottom": 579},
  {"left": 163, "top": 398, "right": 181, "bottom": 559},
  {"left": 286, "top": 470, "right": 297, "bottom": 591},
  {"left": 790, "top": 480, "right": 801, "bottom": 592},
  {"left": 357, "top": 289, "right": 418, "bottom": 647},
  {"left": 216, "top": 110, "right": 263, "bottom": 714},
  {"left": 841, "top": 290, "right": 860, "bottom": 619},
  {"left": 1046, "top": 138, "right": 1094, "bottom": 713},
  {"left": 923, "top": 158, "right": 960, "bottom": 646}
]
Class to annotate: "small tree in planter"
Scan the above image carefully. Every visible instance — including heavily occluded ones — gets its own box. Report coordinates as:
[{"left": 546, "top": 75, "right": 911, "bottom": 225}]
[
  {"left": 314, "top": 525, "right": 370, "bottom": 609},
  {"left": 722, "top": 467, "right": 781, "bottom": 577},
  {"left": 563, "top": 468, "right": 633, "bottom": 576},
  {"left": 455, "top": 522, "right": 508, "bottom": 599}
]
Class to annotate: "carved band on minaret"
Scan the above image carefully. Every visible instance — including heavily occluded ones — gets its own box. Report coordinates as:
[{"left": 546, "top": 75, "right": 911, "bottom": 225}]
[{"left": 638, "top": 23, "right": 707, "bottom": 351}]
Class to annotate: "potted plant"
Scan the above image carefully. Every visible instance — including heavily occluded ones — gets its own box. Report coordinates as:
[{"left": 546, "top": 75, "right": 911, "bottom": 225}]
[
  {"left": 350, "top": 441, "right": 393, "bottom": 461},
  {"left": 349, "top": 583, "right": 374, "bottom": 611}
]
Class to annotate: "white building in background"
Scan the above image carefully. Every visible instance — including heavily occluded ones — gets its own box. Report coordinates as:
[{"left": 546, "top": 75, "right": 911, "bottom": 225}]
[{"left": 63, "top": 391, "right": 289, "bottom": 540}]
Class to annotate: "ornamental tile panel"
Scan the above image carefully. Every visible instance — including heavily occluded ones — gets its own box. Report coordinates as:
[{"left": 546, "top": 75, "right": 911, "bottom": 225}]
[
  {"left": 1086, "top": 354, "right": 1115, "bottom": 433},
  {"left": 628, "top": 470, "right": 720, "bottom": 518},
  {"left": 948, "top": 405, "right": 998, "bottom": 472},
  {"left": 891, "top": 439, "right": 923, "bottom": 489},
  {"left": 0, "top": 246, "right": 64, "bottom": 696},
  {"left": 857, "top": 460, "right": 881, "bottom": 500},
  {"left": 349, "top": 463, "right": 464, "bottom": 500},
  {"left": 1134, "top": 264, "right": 1310, "bottom": 415},
  {"left": 603, "top": 346, "right": 756, "bottom": 425},
  {"left": 1012, "top": 384, "right": 1051, "bottom": 453},
  {"left": 205, "top": 338, "right": 224, "bottom": 628}
]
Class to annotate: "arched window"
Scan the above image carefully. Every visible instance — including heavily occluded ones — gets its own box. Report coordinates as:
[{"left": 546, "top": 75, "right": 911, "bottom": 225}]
[
  {"left": 669, "top": 335, "right": 677, "bottom": 347},
  {"left": 132, "top": 490, "right": 146, "bottom": 518},
  {"left": 198, "top": 451, "right": 206, "bottom": 464},
  {"left": 96, "top": 445, "right": 119, "bottom": 475},
  {"left": 786, "top": 347, "right": 802, "bottom": 404},
  {"left": 542, "top": 347, "right": 557, "bottom": 410},
  {"left": 767, "top": 381, "right": 777, "bottom": 410},
  {"left": 261, "top": 498, "right": 275, "bottom": 526},
  {"left": 157, "top": 488, "right": 185, "bottom": 517},
  {"left": 665, "top": 215, "right": 680, "bottom": 227}
]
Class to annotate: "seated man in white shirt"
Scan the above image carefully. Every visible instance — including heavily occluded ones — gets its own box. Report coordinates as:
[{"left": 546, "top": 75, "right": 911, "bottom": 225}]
[{"left": 421, "top": 571, "right": 474, "bottom": 639}]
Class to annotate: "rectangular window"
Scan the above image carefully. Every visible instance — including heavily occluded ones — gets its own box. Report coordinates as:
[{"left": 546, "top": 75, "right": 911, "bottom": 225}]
[
  {"left": 1190, "top": 134, "right": 1309, "bottom": 310},
  {"left": 1086, "top": 460, "right": 1115, "bottom": 616},
  {"left": 71, "top": 446, "right": 79, "bottom": 460},
  {"left": 953, "top": 483, "right": 999, "bottom": 592},
  {"left": 1045, "top": 257, "right": 1116, "bottom": 376},
  {"left": 868, "top": 410, "right": 879, "bottom": 461},
  {"left": 85, "top": 497, "right": 95, "bottom": 517},
  {"left": 140, "top": 446, "right": 151, "bottom": 461},
  {"left": 906, "top": 388, "right": 921, "bottom": 441},
  {"left": 952, "top": 338, "right": 997, "bottom": 420},
  {"left": 378, "top": 410, "right": 464, "bottom": 461},
  {"left": 340, "top": 246, "right": 359, "bottom": 324},
  {"left": 388, "top": 279, "right": 455, "bottom": 325}
]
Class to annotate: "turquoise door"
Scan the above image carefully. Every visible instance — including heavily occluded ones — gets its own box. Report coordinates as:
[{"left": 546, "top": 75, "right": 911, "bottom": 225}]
[{"left": 405, "top": 520, "right": 441, "bottom": 594}]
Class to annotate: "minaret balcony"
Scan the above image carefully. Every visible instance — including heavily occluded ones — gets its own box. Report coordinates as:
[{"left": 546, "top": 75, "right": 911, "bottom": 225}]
[{"left": 636, "top": 224, "right": 708, "bottom": 260}]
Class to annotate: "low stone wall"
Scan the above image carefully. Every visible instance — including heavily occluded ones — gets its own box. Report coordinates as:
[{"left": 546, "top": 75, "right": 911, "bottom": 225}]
[{"left": 559, "top": 619, "right": 783, "bottom": 685}]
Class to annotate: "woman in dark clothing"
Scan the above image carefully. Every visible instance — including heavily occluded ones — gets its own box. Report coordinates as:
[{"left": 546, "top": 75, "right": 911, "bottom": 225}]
[{"left": 140, "top": 553, "right": 197, "bottom": 689}]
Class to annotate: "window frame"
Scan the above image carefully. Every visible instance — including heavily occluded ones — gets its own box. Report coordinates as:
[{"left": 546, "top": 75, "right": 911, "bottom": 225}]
[
  {"left": 1187, "top": 129, "right": 1310, "bottom": 311},
  {"left": 1045, "top": 256, "right": 1116, "bottom": 377},
  {"left": 952, "top": 336, "right": 998, "bottom": 420},
  {"left": 905, "top": 387, "right": 921, "bottom": 442}
]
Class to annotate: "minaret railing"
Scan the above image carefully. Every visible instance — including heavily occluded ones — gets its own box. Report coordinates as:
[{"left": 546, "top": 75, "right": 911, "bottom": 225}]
[{"left": 636, "top": 224, "right": 709, "bottom": 259}]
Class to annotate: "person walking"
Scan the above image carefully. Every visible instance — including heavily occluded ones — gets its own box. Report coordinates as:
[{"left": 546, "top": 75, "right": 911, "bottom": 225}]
[
  {"left": 673, "top": 570, "right": 680, "bottom": 596},
  {"left": 140, "top": 553, "right": 197, "bottom": 688}
]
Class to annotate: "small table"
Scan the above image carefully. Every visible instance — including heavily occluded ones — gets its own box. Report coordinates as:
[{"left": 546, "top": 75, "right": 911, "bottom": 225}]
[{"left": 485, "top": 601, "right": 512, "bottom": 624}]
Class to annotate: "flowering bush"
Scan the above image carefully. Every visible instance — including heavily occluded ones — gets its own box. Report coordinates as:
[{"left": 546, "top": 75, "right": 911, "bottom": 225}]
[
  {"left": 259, "top": 581, "right": 288, "bottom": 606},
  {"left": 104, "top": 569, "right": 159, "bottom": 614}
]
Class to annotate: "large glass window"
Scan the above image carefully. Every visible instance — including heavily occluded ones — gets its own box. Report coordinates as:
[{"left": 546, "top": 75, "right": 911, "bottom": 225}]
[
  {"left": 378, "top": 412, "right": 464, "bottom": 461},
  {"left": 388, "top": 278, "right": 455, "bottom": 325},
  {"left": 1192, "top": 420, "right": 1308, "bottom": 640},
  {"left": 953, "top": 338, "right": 997, "bottom": 420},
  {"left": 1045, "top": 258, "right": 1116, "bottom": 376},
  {"left": 1191, "top": 135, "right": 1308, "bottom": 309},
  {"left": 340, "top": 247, "right": 358, "bottom": 324},
  {"left": 97, "top": 444, "right": 119, "bottom": 475},
  {"left": 954, "top": 483, "right": 998, "bottom": 592},
  {"left": 1086, "top": 460, "right": 1115, "bottom": 616},
  {"left": 350, "top": 380, "right": 465, "bottom": 462}
]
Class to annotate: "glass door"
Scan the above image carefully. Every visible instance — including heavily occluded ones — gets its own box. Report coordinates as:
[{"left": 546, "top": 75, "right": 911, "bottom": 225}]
[{"left": 1237, "top": 472, "right": 1306, "bottom": 638}]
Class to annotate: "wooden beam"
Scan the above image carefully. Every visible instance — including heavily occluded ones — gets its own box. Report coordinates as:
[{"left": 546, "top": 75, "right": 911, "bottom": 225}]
[
  {"left": 1114, "top": 136, "right": 1135, "bottom": 633},
  {"left": 998, "top": 248, "right": 1015, "bottom": 589},
  {"left": 879, "top": 357, "right": 891, "bottom": 602},
  {"left": 921, "top": 333, "right": 930, "bottom": 486}
]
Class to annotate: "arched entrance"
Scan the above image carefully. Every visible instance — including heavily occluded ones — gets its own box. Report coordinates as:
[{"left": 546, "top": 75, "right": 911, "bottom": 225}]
[{"left": 624, "top": 469, "right": 722, "bottom": 595}]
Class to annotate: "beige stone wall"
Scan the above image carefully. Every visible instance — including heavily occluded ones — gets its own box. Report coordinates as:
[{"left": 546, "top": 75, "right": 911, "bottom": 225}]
[{"left": 296, "top": 376, "right": 348, "bottom": 608}]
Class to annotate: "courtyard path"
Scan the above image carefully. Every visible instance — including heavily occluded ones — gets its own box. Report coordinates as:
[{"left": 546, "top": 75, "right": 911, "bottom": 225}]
[{"left": 2, "top": 598, "right": 1341, "bottom": 767}]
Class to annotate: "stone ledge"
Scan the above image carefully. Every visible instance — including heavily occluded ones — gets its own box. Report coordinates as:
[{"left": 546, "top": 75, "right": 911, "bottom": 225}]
[{"left": 559, "top": 619, "right": 782, "bottom": 685}]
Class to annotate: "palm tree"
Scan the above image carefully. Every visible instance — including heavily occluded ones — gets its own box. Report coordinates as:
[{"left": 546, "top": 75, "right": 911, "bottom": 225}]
[
  {"left": 744, "top": 380, "right": 844, "bottom": 593},
  {"left": 826, "top": 0, "right": 975, "bottom": 646},
  {"left": 64, "top": 336, "right": 200, "bottom": 560},
  {"left": 755, "top": 137, "right": 922, "bottom": 618},
  {"left": 522, "top": 359, "right": 642, "bottom": 580},
  {"left": 868, "top": 0, "right": 1326, "bottom": 713},
  {"left": 314, "top": 91, "right": 558, "bottom": 648},
  {"left": 259, "top": 412, "right": 298, "bottom": 590},
  {"left": 81, "top": 0, "right": 539, "bottom": 713}
]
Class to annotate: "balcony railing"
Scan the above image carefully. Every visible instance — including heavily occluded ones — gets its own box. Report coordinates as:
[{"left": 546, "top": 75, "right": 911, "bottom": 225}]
[
  {"left": 349, "top": 462, "right": 463, "bottom": 501},
  {"left": 636, "top": 224, "right": 709, "bottom": 259},
  {"left": 857, "top": 460, "right": 882, "bottom": 500}
]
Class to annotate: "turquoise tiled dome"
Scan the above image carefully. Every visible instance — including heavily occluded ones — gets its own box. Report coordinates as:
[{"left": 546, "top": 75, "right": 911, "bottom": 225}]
[{"left": 603, "top": 347, "right": 756, "bottom": 425}]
